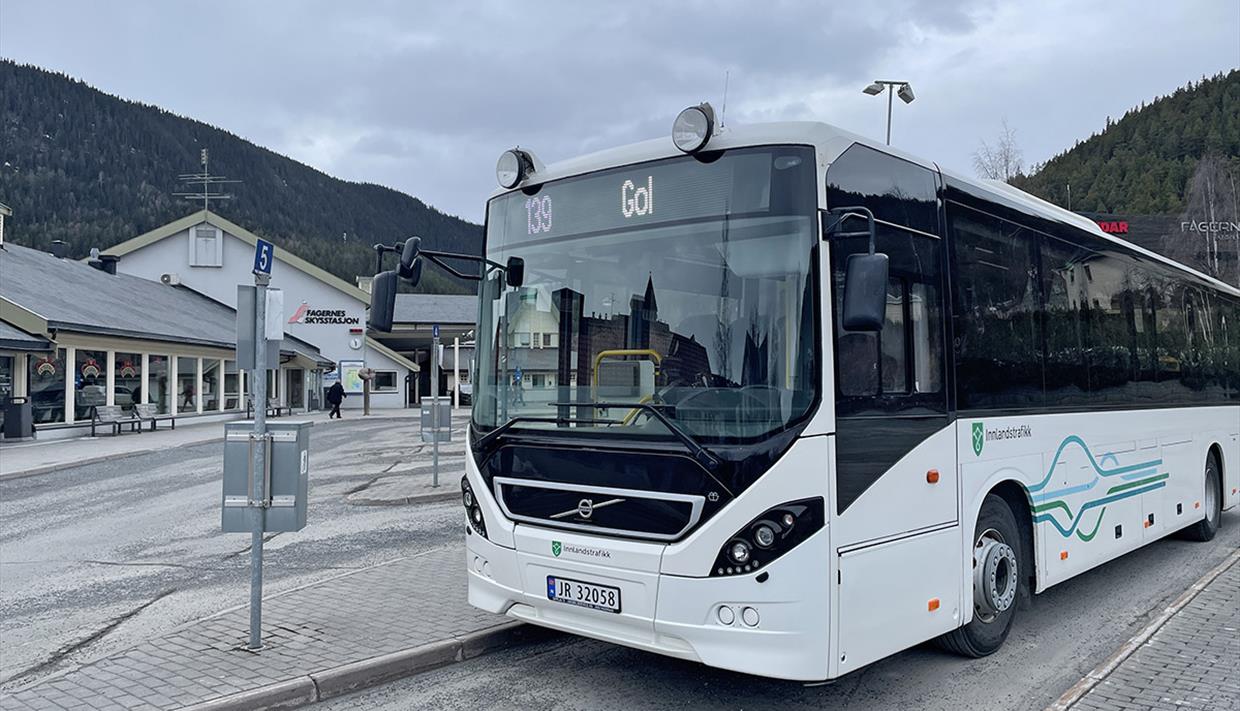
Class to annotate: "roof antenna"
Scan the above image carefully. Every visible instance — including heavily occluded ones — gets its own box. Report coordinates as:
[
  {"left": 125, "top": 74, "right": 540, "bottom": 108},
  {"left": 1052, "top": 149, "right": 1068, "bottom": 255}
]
[
  {"left": 173, "top": 148, "right": 241, "bottom": 212},
  {"left": 720, "top": 70, "right": 730, "bottom": 130}
]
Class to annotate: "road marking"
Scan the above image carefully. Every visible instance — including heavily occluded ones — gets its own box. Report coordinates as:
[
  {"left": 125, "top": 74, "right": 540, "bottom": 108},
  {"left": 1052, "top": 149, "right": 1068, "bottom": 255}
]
[{"left": 1045, "top": 546, "right": 1240, "bottom": 711}]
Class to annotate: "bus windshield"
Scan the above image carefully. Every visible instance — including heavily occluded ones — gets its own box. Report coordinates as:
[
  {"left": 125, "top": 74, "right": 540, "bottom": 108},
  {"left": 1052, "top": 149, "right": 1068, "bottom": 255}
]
[{"left": 473, "top": 145, "right": 819, "bottom": 443}]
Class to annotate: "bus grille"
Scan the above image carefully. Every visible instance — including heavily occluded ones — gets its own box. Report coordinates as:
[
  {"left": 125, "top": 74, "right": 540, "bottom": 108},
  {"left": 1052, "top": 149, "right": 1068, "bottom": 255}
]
[{"left": 493, "top": 477, "right": 704, "bottom": 541}]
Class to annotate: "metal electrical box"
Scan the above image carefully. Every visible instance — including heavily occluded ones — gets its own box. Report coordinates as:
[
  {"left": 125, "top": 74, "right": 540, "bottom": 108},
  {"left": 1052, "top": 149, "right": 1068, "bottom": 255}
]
[
  {"left": 420, "top": 396, "right": 452, "bottom": 443},
  {"left": 222, "top": 420, "right": 313, "bottom": 532}
]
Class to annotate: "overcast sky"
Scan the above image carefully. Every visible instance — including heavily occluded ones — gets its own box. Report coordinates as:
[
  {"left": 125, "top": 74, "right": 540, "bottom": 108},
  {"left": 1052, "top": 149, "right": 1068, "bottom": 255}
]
[{"left": 2, "top": 1, "right": 1237, "bottom": 223}]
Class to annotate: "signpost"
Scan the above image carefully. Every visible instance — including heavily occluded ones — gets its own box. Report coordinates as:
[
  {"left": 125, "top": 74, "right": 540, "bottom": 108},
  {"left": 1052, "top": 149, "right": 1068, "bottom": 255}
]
[
  {"left": 431, "top": 324, "right": 440, "bottom": 487},
  {"left": 246, "top": 238, "right": 274, "bottom": 650}
]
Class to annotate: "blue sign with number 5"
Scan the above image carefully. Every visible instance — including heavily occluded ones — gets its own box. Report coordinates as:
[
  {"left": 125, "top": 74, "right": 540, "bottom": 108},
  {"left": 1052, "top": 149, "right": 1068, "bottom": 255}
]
[{"left": 253, "top": 239, "right": 274, "bottom": 275}]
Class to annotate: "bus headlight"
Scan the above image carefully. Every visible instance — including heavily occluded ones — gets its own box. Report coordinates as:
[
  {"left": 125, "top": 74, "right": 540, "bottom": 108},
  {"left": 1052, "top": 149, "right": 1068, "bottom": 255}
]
[
  {"left": 462, "top": 476, "right": 487, "bottom": 539},
  {"left": 711, "top": 498, "right": 824, "bottom": 576},
  {"left": 496, "top": 148, "right": 534, "bottom": 189},
  {"left": 728, "top": 540, "right": 752, "bottom": 565},
  {"left": 672, "top": 103, "right": 715, "bottom": 154}
]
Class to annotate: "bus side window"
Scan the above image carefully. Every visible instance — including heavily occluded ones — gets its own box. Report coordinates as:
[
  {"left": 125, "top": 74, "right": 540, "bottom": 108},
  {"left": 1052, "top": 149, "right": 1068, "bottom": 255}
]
[{"left": 832, "top": 227, "right": 945, "bottom": 413}]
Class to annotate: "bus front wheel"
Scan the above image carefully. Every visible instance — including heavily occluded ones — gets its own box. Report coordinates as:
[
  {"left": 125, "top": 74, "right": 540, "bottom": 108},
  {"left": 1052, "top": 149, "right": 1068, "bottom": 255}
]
[{"left": 936, "top": 494, "right": 1021, "bottom": 658}]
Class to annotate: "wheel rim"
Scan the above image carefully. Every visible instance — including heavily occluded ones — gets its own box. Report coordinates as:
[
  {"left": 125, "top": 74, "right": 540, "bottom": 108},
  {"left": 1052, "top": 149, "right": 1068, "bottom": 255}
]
[
  {"left": 1205, "top": 468, "right": 1218, "bottom": 525},
  {"left": 973, "top": 528, "right": 1018, "bottom": 624}
]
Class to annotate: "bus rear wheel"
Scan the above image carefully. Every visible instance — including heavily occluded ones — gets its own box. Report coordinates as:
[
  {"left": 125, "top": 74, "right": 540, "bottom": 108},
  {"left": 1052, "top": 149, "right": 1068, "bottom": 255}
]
[
  {"left": 936, "top": 494, "right": 1021, "bottom": 658},
  {"left": 1182, "top": 453, "right": 1222, "bottom": 542}
]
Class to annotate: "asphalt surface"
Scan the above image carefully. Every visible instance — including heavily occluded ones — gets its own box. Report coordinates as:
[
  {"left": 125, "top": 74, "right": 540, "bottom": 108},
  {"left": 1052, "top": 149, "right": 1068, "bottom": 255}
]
[
  {"left": 323, "top": 509, "right": 1240, "bottom": 711},
  {"left": 0, "top": 414, "right": 468, "bottom": 692}
]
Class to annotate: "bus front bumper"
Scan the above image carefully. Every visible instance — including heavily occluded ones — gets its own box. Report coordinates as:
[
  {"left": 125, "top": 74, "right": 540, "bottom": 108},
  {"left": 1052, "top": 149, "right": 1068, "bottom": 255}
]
[{"left": 465, "top": 527, "right": 831, "bottom": 681}]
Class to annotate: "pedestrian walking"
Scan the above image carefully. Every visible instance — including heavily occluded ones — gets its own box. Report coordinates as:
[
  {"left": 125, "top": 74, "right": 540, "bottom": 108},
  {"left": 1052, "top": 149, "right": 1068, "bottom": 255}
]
[{"left": 326, "top": 381, "right": 345, "bottom": 419}]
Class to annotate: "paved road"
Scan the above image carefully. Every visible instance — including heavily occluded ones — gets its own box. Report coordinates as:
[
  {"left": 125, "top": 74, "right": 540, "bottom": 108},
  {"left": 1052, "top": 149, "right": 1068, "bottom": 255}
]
[
  {"left": 324, "top": 510, "right": 1240, "bottom": 711},
  {"left": 0, "top": 413, "right": 468, "bottom": 692}
]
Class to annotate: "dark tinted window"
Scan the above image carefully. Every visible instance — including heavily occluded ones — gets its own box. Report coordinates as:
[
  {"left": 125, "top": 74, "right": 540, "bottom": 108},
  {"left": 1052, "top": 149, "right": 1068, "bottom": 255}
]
[
  {"left": 1041, "top": 236, "right": 1090, "bottom": 406},
  {"left": 826, "top": 144, "right": 939, "bottom": 235},
  {"left": 951, "top": 209, "right": 1042, "bottom": 409},
  {"left": 949, "top": 198, "right": 1237, "bottom": 412},
  {"left": 831, "top": 224, "right": 946, "bottom": 415}
]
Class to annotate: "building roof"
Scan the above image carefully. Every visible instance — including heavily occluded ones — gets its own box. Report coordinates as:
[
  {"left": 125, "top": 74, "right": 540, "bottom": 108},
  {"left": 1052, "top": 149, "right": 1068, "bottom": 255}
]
[
  {"left": 281, "top": 337, "right": 334, "bottom": 368},
  {"left": 0, "top": 202, "right": 11, "bottom": 217},
  {"left": 366, "top": 336, "right": 419, "bottom": 372},
  {"left": 393, "top": 293, "right": 477, "bottom": 326},
  {"left": 2, "top": 242, "right": 240, "bottom": 348},
  {"left": 104, "top": 210, "right": 373, "bottom": 304},
  {"left": 1, "top": 242, "right": 340, "bottom": 366},
  {"left": 0, "top": 319, "right": 51, "bottom": 351}
]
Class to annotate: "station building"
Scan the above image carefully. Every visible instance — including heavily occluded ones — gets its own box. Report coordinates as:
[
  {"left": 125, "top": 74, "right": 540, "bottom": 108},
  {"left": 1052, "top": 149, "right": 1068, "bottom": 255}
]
[
  {"left": 104, "top": 210, "right": 418, "bottom": 411},
  {"left": 0, "top": 208, "right": 421, "bottom": 438}
]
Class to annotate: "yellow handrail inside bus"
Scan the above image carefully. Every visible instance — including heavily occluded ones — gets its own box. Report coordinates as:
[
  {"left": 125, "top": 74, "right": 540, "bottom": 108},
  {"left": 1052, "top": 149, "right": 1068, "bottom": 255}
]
[{"left": 591, "top": 349, "right": 662, "bottom": 425}]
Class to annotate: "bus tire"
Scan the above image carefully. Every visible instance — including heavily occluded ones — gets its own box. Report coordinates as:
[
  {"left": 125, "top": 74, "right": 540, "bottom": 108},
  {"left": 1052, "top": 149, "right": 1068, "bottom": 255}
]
[
  {"left": 1182, "top": 452, "right": 1222, "bottom": 542},
  {"left": 936, "top": 494, "right": 1020, "bottom": 658}
]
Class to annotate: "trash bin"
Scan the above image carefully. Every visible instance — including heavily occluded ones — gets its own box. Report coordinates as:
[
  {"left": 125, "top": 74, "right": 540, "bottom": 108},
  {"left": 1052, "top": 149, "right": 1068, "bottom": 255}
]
[{"left": 3, "top": 397, "right": 34, "bottom": 440}]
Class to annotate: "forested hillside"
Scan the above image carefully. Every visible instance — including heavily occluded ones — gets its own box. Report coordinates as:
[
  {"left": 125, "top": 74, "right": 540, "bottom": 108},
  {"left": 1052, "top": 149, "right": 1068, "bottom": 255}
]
[
  {"left": 0, "top": 61, "right": 479, "bottom": 293},
  {"left": 1012, "top": 70, "right": 1239, "bottom": 214}
]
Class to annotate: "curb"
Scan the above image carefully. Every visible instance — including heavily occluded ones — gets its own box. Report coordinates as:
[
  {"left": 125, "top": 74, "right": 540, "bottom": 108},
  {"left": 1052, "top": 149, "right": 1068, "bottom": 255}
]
[
  {"left": 181, "top": 622, "right": 557, "bottom": 711},
  {"left": 346, "top": 490, "right": 463, "bottom": 506},
  {"left": 1045, "top": 546, "right": 1240, "bottom": 711}
]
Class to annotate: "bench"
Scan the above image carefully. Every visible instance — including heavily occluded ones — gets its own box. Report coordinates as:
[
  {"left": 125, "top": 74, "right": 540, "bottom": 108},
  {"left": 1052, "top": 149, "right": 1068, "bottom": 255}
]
[
  {"left": 246, "top": 397, "right": 291, "bottom": 419},
  {"left": 90, "top": 405, "right": 143, "bottom": 437},
  {"left": 133, "top": 403, "right": 176, "bottom": 431}
]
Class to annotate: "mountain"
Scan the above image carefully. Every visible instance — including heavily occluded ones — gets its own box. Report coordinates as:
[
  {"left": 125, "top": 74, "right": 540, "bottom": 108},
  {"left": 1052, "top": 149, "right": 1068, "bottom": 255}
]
[
  {"left": 1011, "top": 70, "right": 1239, "bottom": 215},
  {"left": 0, "top": 60, "right": 479, "bottom": 293},
  {"left": 1011, "top": 70, "right": 1239, "bottom": 286}
]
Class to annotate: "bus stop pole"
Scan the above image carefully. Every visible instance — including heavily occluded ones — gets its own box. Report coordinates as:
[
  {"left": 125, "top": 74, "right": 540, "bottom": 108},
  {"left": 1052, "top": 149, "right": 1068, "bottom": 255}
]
[
  {"left": 432, "top": 328, "right": 440, "bottom": 487},
  {"left": 249, "top": 274, "right": 268, "bottom": 650}
]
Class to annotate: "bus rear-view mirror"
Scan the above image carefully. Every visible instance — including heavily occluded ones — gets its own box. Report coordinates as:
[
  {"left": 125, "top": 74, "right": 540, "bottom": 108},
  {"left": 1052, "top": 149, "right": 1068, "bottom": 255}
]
[
  {"left": 506, "top": 256, "right": 525, "bottom": 288},
  {"left": 841, "top": 253, "right": 889, "bottom": 331},
  {"left": 369, "top": 270, "right": 398, "bottom": 332},
  {"left": 399, "top": 236, "right": 423, "bottom": 286}
]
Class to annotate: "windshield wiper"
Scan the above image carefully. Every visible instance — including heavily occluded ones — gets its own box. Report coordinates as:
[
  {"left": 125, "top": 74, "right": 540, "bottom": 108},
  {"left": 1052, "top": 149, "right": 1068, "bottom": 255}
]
[
  {"left": 550, "top": 401, "right": 722, "bottom": 471},
  {"left": 473, "top": 414, "right": 622, "bottom": 451}
]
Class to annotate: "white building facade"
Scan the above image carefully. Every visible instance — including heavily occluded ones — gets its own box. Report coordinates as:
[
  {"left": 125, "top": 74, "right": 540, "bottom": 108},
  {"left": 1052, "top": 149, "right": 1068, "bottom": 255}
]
[{"left": 108, "top": 210, "right": 417, "bottom": 411}]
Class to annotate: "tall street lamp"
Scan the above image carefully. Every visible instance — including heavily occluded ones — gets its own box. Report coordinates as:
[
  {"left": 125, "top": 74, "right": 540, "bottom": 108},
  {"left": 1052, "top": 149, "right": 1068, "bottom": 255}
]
[{"left": 863, "top": 80, "right": 915, "bottom": 145}]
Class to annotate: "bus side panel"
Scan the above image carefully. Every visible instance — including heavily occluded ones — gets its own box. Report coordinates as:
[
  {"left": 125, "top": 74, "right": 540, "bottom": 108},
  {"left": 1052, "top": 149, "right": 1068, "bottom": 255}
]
[
  {"left": 1228, "top": 430, "right": 1240, "bottom": 510},
  {"left": 835, "top": 527, "right": 962, "bottom": 674},
  {"left": 831, "top": 422, "right": 958, "bottom": 548}
]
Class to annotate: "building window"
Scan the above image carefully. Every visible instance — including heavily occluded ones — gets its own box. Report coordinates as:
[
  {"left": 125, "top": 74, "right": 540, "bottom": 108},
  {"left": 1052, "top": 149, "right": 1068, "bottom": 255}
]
[
  {"left": 224, "top": 360, "right": 240, "bottom": 410},
  {"left": 115, "top": 352, "right": 141, "bottom": 412},
  {"left": 518, "top": 333, "right": 531, "bottom": 347},
  {"left": 75, "top": 349, "right": 108, "bottom": 420},
  {"left": 189, "top": 225, "right": 222, "bottom": 267},
  {"left": 148, "top": 355, "right": 170, "bottom": 414},
  {"left": 203, "top": 359, "right": 221, "bottom": 411},
  {"left": 30, "top": 349, "right": 67, "bottom": 423},
  {"left": 543, "top": 333, "right": 554, "bottom": 347},
  {"left": 372, "top": 371, "right": 398, "bottom": 392},
  {"left": 177, "top": 357, "right": 198, "bottom": 413}
]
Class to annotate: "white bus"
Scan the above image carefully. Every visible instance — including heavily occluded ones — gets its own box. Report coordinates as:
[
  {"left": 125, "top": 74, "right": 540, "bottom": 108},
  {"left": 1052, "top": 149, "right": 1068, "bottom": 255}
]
[{"left": 374, "top": 105, "right": 1240, "bottom": 680}]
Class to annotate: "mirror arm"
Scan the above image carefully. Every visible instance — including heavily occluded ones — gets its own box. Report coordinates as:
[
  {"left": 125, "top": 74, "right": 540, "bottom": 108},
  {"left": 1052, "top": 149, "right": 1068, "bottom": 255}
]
[
  {"left": 424, "top": 253, "right": 483, "bottom": 281},
  {"left": 375, "top": 241, "right": 509, "bottom": 282},
  {"left": 824, "top": 205, "right": 878, "bottom": 255},
  {"left": 372, "top": 243, "right": 403, "bottom": 274}
]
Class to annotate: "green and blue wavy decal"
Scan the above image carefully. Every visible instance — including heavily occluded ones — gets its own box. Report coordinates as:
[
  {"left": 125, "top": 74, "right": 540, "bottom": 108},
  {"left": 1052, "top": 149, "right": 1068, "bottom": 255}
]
[{"left": 1029, "top": 436, "right": 1166, "bottom": 541}]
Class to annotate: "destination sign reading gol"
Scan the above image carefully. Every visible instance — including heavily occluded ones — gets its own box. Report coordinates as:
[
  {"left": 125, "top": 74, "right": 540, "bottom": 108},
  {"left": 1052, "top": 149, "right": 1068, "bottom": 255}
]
[{"left": 490, "top": 148, "right": 782, "bottom": 244}]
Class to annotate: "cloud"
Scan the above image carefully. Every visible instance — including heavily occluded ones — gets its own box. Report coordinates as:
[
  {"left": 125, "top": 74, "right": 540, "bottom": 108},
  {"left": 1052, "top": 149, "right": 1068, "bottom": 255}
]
[{"left": 1, "top": 0, "right": 1237, "bottom": 222}]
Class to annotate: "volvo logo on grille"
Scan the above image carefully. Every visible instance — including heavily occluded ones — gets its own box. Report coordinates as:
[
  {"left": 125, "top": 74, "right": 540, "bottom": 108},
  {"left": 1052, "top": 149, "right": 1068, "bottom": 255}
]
[{"left": 550, "top": 497, "right": 626, "bottom": 520}]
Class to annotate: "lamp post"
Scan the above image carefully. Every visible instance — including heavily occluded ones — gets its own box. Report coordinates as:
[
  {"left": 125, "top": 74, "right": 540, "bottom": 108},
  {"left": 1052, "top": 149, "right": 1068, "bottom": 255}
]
[{"left": 863, "top": 80, "right": 915, "bottom": 145}]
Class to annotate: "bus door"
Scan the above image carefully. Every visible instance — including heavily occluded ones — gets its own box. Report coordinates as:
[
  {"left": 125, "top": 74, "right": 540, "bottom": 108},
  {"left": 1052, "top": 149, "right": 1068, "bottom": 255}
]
[{"left": 822, "top": 144, "right": 959, "bottom": 674}]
